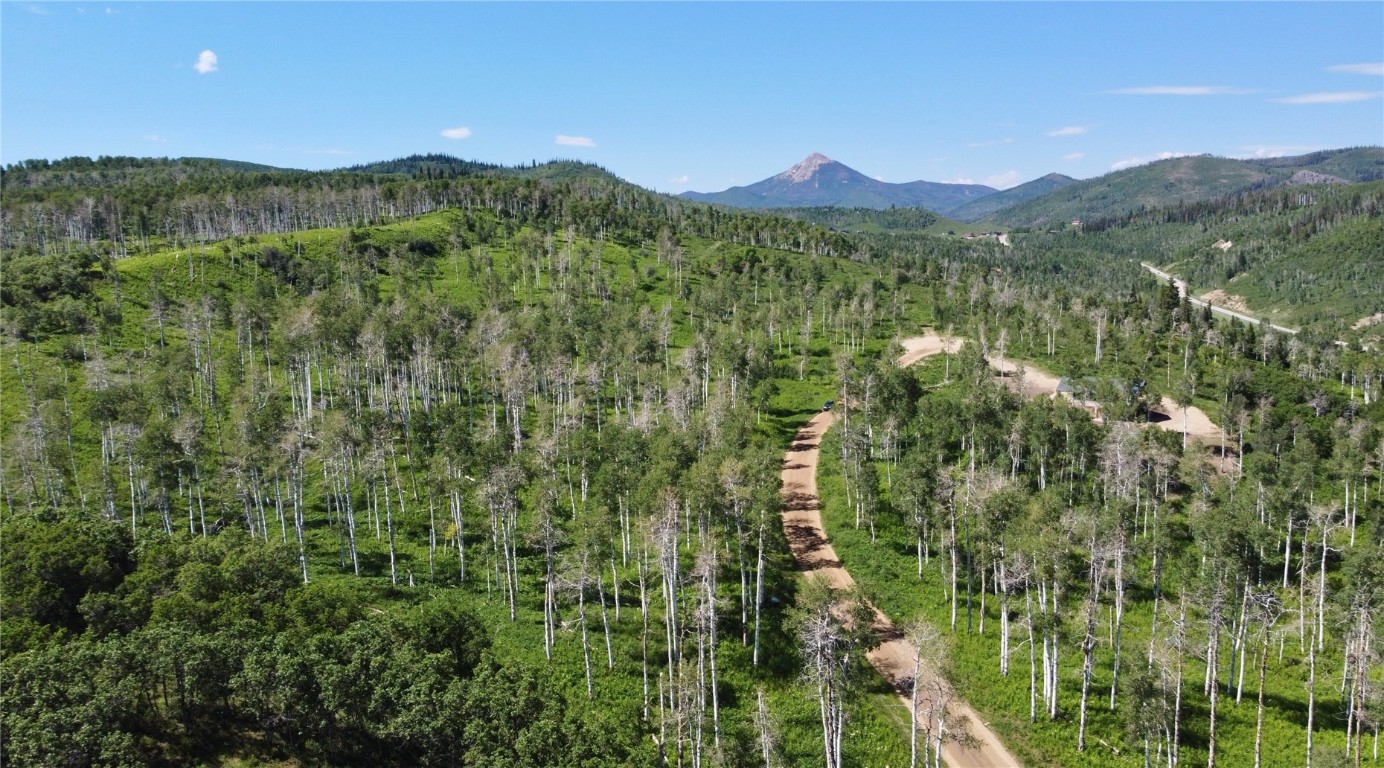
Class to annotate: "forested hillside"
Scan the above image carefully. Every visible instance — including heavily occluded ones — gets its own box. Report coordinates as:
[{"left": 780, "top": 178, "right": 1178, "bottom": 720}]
[
  {"left": 2, "top": 155, "right": 1382, "bottom": 768},
  {"left": 0, "top": 159, "right": 929, "bottom": 767},
  {"left": 988, "top": 148, "right": 1384, "bottom": 230}
]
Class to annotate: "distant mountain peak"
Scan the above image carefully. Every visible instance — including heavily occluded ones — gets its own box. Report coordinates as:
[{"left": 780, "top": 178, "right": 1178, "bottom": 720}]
[
  {"left": 680, "top": 153, "right": 999, "bottom": 214},
  {"left": 779, "top": 152, "right": 837, "bottom": 183}
]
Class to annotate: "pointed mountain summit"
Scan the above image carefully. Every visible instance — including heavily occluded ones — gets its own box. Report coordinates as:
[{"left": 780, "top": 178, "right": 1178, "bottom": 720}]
[
  {"left": 681, "top": 153, "right": 997, "bottom": 214},
  {"left": 778, "top": 152, "right": 838, "bottom": 182}
]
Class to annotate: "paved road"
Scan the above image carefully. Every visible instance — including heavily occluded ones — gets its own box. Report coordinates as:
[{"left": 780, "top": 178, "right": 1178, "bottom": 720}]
[{"left": 1141, "top": 262, "right": 1298, "bottom": 335}]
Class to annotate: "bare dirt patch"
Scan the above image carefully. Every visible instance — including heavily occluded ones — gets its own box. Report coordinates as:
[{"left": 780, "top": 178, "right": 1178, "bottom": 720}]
[
  {"left": 1214, "top": 239, "right": 1233, "bottom": 251},
  {"left": 1353, "top": 312, "right": 1384, "bottom": 331},
  {"left": 1149, "top": 396, "right": 1220, "bottom": 440},
  {"left": 1200, "top": 289, "right": 1252, "bottom": 314},
  {"left": 989, "top": 356, "right": 1062, "bottom": 399}
]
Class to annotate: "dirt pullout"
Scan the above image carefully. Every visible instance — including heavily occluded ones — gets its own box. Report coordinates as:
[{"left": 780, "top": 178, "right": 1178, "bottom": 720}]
[
  {"left": 896, "top": 331, "right": 963, "bottom": 368},
  {"left": 988, "top": 356, "right": 1063, "bottom": 399},
  {"left": 1199, "top": 289, "right": 1252, "bottom": 314},
  {"left": 899, "top": 335, "right": 1060, "bottom": 400},
  {"left": 782, "top": 347, "right": 1021, "bottom": 768},
  {"left": 1149, "top": 397, "right": 1221, "bottom": 440}
]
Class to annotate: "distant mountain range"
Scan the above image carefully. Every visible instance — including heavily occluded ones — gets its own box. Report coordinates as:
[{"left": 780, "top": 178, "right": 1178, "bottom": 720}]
[
  {"left": 681, "top": 147, "right": 1384, "bottom": 227},
  {"left": 679, "top": 153, "right": 1000, "bottom": 217},
  {"left": 946, "top": 173, "right": 1077, "bottom": 223}
]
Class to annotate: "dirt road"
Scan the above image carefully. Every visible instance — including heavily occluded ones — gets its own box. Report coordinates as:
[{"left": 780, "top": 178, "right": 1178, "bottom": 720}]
[
  {"left": 781, "top": 346, "right": 1021, "bottom": 768},
  {"left": 904, "top": 331, "right": 1223, "bottom": 444},
  {"left": 781, "top": 332, "right": 1231, "bottom": 766}
]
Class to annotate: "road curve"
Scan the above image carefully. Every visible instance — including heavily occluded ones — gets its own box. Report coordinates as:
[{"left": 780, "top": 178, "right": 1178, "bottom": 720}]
[{"left": 779, "top": 340, "right": 1021, "bottom": 768}]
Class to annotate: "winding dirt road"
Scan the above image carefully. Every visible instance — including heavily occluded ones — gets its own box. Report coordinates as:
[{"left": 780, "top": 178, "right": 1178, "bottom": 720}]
[
  {"left": 780, "top": 335, "right": 1021, "bottom": 768},
  {"left": 908, "top": 332, "right": 1225, "bottom": 446},
  {"left": 781, "top": 331, "right": 1229, "bottom": 766}
]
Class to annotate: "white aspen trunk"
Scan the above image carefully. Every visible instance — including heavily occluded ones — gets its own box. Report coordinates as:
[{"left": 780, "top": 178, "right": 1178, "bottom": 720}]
[
  {"left": 1253, "top": 628, "right": 1269, "bottom": 768},
  {"left": 579, "top": 575, "right": 593, "bottom": 699},
  {"left": 1026, "top": 584, "right": 1038, "bottom": 722},
  {"left": 384, "top": 481, "right": 398, "bottom": 585},
  {"left": 949, "top": 508, "right": 959, "bottom": 633},
  {"left": 1111, "top": 546, "right": 1126, "bottom": 709},
  {"left": 753, "top": 520, "right": 765, "bottom": 666},
  {"left": 598, "top": 569, "right": 614, "bottom": 669}
]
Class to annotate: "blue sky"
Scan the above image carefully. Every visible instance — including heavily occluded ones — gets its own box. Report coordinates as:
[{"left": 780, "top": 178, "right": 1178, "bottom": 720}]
[{"left": 3, "top": 2, "right": 1381, "bottom": 192}]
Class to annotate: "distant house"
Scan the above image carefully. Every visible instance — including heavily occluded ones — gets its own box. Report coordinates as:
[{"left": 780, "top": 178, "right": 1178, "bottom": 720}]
[{"left": 1071, "top": 219, "right": 1082, "bottom": 228}]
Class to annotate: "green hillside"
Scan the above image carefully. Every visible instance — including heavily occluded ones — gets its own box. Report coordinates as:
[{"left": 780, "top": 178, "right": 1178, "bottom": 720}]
[
  {"left": 993, "top": 155, "right": 1277, "bottom": 228},
  {"left": 4, "top": 151, "right": 1383, "bottom": 768},
  {"left": 0, "top": 166, "right": 933, "bottom": 768},
  {"left": 989, "top": 148, "right": 1384, "bottom": 229},
  {"left": 947, "top": 172, "right": 1077, "bottom": 222}
]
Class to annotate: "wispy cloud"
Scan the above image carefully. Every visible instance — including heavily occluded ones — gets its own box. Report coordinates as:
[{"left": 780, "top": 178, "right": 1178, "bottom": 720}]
[
  {"left": 26, "top": 4, "right": 51, "bottom": 15},
  {"left": 1111, "top": 151, "right": 1194, "bottom": 171},
  {"left": 440, "top": 126, "right": 472, "bottom": 140},
  {"left": 966, "top": 138, "right": 1013, "bottom": 148},
  {"left": 555, "top": 134, "right": 596, "bottom": 148},
  {"left": 105, "top": 7, "right": 118, "bottom": 15},
  {"left": 194, "top": 50, "right": 218, "bottom": 75},
  {"left": 1326, "top": 63, "right": 1384, "bottom": 77},
  {"left": 1274, "top": 91, "right": 1382, "bottom": 104},
  {"left": 1063, "top": 152, "right": 1085, "bottom": 161},
  {"left": 985, "top": 171, "right": 1021, "bottom": 190},
  {"left": 1047, "top": 125, "right": 1089, "bottom": 137},
  {"left": 1109, "top": 85, "right": 1252, "bottom": 96},
  {"left": 669, "top": 175, "right": 691, "bottom": 186},
  {"left": 144, "top": 133, "right": 168, "bottom": 144},
  {"left": 945, "top": 176, "right": 975, "bottom": 185}
]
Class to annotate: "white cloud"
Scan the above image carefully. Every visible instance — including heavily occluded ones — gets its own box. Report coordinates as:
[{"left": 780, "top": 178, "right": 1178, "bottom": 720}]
[
  {"left": 1326, "top": 63, "right": 1384, "bottom": 77},
  {"left": 1111, "top": 151, "right": 1195, "bottom": 171},
  {"left": 1063, "top": 152, "right": 1085, "bottom": 161},
  {"left": 670, "top": 175, "right": 691, "bottom": 186},
  {"left": 26, "top": 4, "right": 51, "bottom": 15},
  {"left": 1109, "top": 85, "right": 1251, "bottom": 96},
  {"left": 440, "top": 126, "right": 472, "bottom": 140},
  {"left": 984, "top": 171, "right": 1021, "bottom": 190},
  {"left": 1237, "top": 145, "right": 1322, "bottom": 159},
  {"left": 555, "top": 134, "right": 596, "bottom": 148},
  {"left": 966, "top": 138, "right": 1014, "bottom": 148},
  {"left": 144, "top": 133, "right": 168, "bottom": 143},
  {"left": 945, "top": 176, "right": 976, "bottom": 185},
  {"left": 194, "top": 50, "right": 218, "bottom": 74},
  {"left": 1047, "top": 125, "right": 1089, "bottom": 137},
  {"left": 1274, "top": 91, "right": 1382, "bottom": 104},
  {"left": 105, "top": 7, "right": 118, "bottom": 14}
]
